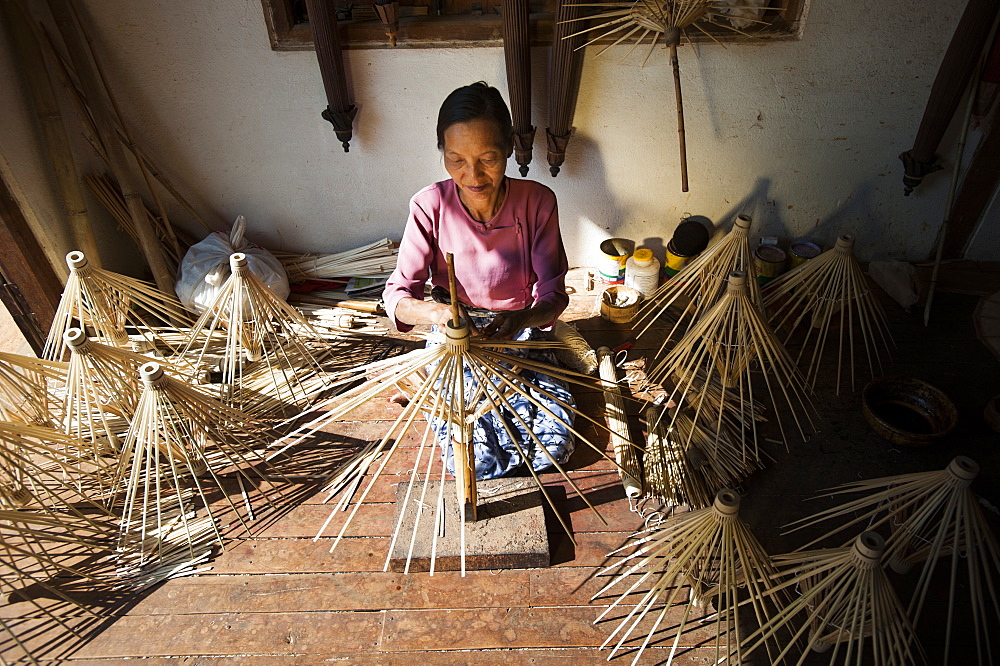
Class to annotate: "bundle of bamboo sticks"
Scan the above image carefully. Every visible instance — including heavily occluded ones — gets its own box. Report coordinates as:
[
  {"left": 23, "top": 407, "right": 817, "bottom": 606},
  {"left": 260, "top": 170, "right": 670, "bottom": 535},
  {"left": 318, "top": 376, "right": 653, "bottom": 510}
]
[{"left": 279, "top": 238, "right": 398, "bottom": 282}]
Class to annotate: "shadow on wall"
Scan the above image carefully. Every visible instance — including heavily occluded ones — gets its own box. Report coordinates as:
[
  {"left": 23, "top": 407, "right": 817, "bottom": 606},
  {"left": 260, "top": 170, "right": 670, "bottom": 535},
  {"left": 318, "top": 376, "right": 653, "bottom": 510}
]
[{"left": 555, "top": 132, "right": 629, "bottom": 262}]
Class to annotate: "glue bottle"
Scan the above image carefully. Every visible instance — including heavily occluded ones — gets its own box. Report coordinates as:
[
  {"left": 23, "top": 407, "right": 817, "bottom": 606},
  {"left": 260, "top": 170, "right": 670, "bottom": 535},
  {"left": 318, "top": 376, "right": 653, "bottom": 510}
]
[{"left": 624, "top": 248, "right": 660, "bottom": 297}]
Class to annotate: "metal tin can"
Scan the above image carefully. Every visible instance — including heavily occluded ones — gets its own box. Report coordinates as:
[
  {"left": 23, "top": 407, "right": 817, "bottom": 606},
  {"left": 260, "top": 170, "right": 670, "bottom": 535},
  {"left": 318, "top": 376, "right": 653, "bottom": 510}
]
[
  {"left": 788, "top": 240, "right": 822, "bottom": 269},
  {"left": 598, "top": 238, "right": 633, "bottom": 284},
  {"left": 663, "top": 239, "right": 697, "bottom": 279},
  {"left": 753, "top": 245, "right": 787, "bottom": 285}
]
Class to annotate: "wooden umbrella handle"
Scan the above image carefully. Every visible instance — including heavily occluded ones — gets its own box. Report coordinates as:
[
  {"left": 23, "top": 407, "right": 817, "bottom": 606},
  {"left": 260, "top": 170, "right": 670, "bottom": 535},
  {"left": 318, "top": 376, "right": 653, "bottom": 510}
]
[
  {"left": 669, "top": 43, "right": 689, "bottom": 193},
  {"left": 446, "top": 252, "right": 461, "bottom": 327}
]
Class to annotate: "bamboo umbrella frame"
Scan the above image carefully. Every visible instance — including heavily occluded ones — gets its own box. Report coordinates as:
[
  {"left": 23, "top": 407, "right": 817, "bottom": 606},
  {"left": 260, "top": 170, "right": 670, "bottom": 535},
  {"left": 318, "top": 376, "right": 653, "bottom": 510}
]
[
  {"left": 785, "top": 456, "right": 1000, "bottom": 665},
  {"left": 547, "top": 0, "right": 588, "bottom": 176},
  {"left": 741, "top": 531, "right": 922, "bottom": 665},
  {"left": 593, "top": 489, "right": 789, "bottom": 665},
  {"left": 44, "top": 251, "right": 192, "bottom": 362},
  {"left": 278, "top": 238, "right": 398, "bottom": 282},
  {"left": 113, "top": 362, "right": 285, "bottom": 576},
  {"left": 643, "top": 404, "right": 758, "bottom": 508},
  {"left": 0, "top": 352, "right": 67, "bottom": 428},
  {"left": 763, "top": 234, "right": 893, "bottom": 394},
  {"left": 561, "top": 2, "right": 770, "bottom": 191},
  {"left": 304, "top": 0, "right": 357, "bottom": 151},
  {"left": 649, "top": 271, "right": 816, "bottom": 453},
  {"left": 61, "top": 328, "right": 168, "bottom": 465},
  {"left": 274, "top": 254, "right": 625, "bottom": 575},
  {"left": 503, "top": 0, "right": 536, "bottom": 176},
  {"left": 634, "top": 214, "right": 761, "bottom": 352},
  {"left": 179, "top": 253, "right": 334, "bottom": 417},
  {"left": 597, "top": 346, "right": 643, "bottom": 498},
  {"left": 0, "top": 421, "right": 111, "bottom": 510}
]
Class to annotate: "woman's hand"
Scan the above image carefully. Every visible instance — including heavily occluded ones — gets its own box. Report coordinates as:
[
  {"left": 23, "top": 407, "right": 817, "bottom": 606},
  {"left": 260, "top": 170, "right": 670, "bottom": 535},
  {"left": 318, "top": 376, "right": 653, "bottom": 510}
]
[
  {"left": 393, "top": 297, "right": 480, "bottom": 334},
  {"left": 482, "top": 302, "right": 557, "bottom": 339}
]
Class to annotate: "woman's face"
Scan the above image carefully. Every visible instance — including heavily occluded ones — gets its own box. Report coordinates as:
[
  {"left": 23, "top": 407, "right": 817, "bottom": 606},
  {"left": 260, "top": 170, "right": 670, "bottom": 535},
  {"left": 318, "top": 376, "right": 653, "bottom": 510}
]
[{"left": 442, "top": 118, "right": 510, "bottom": 210}]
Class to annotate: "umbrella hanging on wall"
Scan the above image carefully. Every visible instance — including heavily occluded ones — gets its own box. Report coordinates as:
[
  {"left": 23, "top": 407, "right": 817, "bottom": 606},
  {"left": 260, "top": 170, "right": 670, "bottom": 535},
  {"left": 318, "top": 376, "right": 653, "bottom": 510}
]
[
  {"left": 562, "top": 1, "right": 768, "bottom": 191},
  {"left": 547, "top": 0, "right": 588, "bottom": 176},
  {"left": 503, "top": 0, "right": 536, "bottom": 176},
  {"left": 374, "top": 0, "right": 400, "bottom": 46},
  {"left": 304, "top": 0, "right": 357, "bottom": 152}
]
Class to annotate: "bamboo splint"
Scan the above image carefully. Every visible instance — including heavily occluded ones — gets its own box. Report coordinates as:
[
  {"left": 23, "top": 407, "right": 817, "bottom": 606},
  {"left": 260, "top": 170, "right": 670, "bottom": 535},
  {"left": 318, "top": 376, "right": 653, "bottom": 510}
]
[
  {"left": 742, "top": 532, "right": 921, "bottom": 665},
  {"left": 44, "top": 251, "right": 191, "bottom": 362},
  {"left": 784, "top": 456, "right": 1000, "bottom": 665},
  {"left": 596, "top": 346, "right": 643, "bottom": 498},
  {"left": 763, "top": 234, "right": 894, "bottom": 394},
  {"left": 594, "top": 489, "right": 790, "bottom": 665}
]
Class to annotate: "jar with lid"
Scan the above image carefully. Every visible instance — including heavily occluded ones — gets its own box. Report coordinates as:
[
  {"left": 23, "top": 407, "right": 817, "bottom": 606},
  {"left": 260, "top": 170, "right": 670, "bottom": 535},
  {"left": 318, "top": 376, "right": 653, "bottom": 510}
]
[{"left": 624, "top": 248, "right": 660, "bottom": 297}]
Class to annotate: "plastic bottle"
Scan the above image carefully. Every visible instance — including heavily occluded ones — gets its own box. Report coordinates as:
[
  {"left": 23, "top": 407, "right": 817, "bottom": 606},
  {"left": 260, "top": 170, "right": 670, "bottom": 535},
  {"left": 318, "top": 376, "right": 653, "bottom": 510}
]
[{"left": 624, "top": 248, "right": 660, "bottom": 297}]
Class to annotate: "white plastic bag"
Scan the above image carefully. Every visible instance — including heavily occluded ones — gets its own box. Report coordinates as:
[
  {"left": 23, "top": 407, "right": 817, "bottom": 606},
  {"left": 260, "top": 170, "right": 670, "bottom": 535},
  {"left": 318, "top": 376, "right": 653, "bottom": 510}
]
[
  {"left": 868, "top": 260, "right": 918, "bottom": 311},
  {"left": 175, "top": 215, "right": 290, "bottom": 314}
]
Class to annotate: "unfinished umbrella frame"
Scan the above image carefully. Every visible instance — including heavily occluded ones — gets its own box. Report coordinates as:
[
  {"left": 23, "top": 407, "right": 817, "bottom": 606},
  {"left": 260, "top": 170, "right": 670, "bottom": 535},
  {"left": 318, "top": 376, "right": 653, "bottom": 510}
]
[
  {"left": 785, "top": 456, "right": 1000, "bottom": 665},
  {"left": 276, "top": 254, "right": 623, "bottom": 575},
  {"left": 763, "top": 234, "right": 893, "bottom": 394},
  {"left": 634, "top": 214, "right": 761, "bottom": 352},
  {"left": 594, "top": 489, "right": 790, "bottom": 665},
  {"left": 179, "top": 252, "right": 334, "bottom": 417},
  {"left": 648, "top": 270, "right": 815, "bottom": 453},
  {"left": 113, "top": 361, "right": 285, "bottom": 584},
  {"left": 742, "top": 531, "right": 921, "bottom": 665},
  {"left": 44, "top": 250, "right": 191, "bottom": 362}
]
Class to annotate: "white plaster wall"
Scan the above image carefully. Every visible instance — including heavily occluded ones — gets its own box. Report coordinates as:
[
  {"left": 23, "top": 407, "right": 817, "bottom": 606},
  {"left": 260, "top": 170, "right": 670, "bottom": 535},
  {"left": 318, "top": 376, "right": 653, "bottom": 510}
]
[{"left": 2, "top": 0, "right": 997, "bottom": 277}]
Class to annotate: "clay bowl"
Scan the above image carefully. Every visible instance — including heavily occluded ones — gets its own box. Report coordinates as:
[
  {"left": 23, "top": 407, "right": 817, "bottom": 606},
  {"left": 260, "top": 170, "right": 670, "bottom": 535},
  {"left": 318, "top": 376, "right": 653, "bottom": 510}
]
[{"left": 861, "top": 376, "right": 958, "bottom": 447}]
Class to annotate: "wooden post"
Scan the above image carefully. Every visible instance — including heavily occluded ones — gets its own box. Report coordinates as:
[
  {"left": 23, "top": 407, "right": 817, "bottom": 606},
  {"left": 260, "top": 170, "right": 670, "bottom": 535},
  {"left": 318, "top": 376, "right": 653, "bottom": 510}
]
[
  {"left": 3, "top": 0, "right": 102, "bottom": 267},
  {"left": 445, "top": 252, "right": 477, "bottom": 521},
  {"left": 46, "top": 0, "right": 176, "bottom": 292},
  {"left": 0, "top": 171, "right": 62, "bottom": 354}
]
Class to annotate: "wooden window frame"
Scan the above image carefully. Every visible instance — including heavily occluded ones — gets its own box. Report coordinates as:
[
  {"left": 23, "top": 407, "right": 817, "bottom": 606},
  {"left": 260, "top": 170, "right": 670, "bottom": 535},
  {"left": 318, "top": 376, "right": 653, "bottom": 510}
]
[{"left": 260, "top": 0, "right": 808, "bottom": 51}]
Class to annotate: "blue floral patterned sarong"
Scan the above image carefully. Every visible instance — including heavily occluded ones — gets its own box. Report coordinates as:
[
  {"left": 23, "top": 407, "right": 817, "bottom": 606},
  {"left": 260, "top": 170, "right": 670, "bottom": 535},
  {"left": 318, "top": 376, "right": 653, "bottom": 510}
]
[{"left": 427, "top": 315, "right": 576, "bottom": 480}]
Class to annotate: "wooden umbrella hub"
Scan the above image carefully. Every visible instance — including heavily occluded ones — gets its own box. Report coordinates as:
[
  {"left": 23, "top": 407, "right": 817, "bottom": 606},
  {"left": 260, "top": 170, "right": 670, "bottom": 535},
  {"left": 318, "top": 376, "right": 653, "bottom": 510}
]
[
  {"left": 725, "top": 270, "right": 748, "bottom": 294},
  {"left": 229, "top": 252, "right": 249, "bottom": 272},
  {"left": 63, "top": 328, "right": 94, "bottom": 354},
  {"left": 850, "top": 531, "right": 885, "bottom": 569},
  {"left": 445, "top": 320, "right": 470, "bottom": 352},
  {"left": 711, "top": 488, "right": 740, "bottom": 517},
  {"left": 66, "top": 250, "right": 91, "bottom": 274},
  {"left": 947, "top": 455, "right": 979, "bottom": 485},
  {"left": 833, "top": 234, "right": 856, "bottom": 254},
  {"left": 139, "top": 361, "right": 169, "bottom": 389}
]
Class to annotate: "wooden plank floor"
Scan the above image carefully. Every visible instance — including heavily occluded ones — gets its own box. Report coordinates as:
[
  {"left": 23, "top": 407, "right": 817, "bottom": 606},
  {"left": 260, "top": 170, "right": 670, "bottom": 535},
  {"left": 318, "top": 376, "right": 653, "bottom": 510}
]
[{"left": 4, "top": 268, "right": 999, "bottom": 664}]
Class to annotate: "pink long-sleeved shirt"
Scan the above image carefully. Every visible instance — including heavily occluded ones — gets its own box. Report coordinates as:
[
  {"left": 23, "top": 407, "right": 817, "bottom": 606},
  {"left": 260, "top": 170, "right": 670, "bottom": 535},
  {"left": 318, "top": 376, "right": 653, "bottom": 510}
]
[{"left": 383, "top": 178, "right": 569, "bottom": 333}]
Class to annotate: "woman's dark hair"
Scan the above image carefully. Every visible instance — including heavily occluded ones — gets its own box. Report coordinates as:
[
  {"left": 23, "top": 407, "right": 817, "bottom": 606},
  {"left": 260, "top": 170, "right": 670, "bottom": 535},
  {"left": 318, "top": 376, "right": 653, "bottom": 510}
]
[{"left": 436, "top": 82, "right": 513, "bottom": 152}]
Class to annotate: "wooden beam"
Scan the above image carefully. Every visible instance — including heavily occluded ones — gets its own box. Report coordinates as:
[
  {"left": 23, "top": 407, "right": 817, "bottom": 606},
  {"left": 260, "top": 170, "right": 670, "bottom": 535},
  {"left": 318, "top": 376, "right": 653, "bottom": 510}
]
[
  {"left": 942, "top": 116, "right": 1000, "bottom": 258},
  {"left": 0, "top": 171, "right": 62, "bottom": 353}
]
